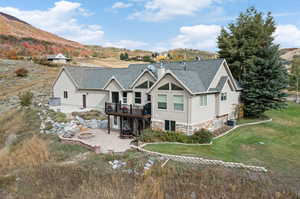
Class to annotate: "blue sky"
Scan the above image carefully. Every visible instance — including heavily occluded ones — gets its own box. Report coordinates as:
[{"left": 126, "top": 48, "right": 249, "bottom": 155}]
[{"left": 0, "top": 0, "right": 300, "bottom": 52}]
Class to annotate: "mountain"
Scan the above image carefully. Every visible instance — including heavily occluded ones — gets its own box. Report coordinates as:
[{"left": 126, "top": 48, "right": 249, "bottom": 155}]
[
  {"left": 280, "top": 48, "right": 300, "bottom": 61},
  {"left": 0, "top": 12, "right": 216, "bottom": 60},
  {"left": 0, "top": 12, "right": 90, "bottom": 58}
]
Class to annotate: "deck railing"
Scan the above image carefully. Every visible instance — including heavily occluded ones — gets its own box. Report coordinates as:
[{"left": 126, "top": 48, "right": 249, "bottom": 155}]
[{"left": 105, "top": 102, "right": 151, "bottom": 116}]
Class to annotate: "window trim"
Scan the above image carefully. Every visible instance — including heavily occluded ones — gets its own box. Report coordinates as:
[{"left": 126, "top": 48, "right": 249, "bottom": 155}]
[
  {"left": 173, "top": 95, "right": 184, "bottom": 111},
  {"left": 157, "top": 94, "right": 167, "bottom": 110}
]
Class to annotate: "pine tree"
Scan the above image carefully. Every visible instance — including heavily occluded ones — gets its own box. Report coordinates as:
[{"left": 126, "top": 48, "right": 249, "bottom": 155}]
[
  {"left": 218, "top": 7, "right": 288, "bottom": 117},
  {"left": 241, "top": 46, "right": 288, "bottom": 117},
  {"left": 218, "top": 7, "right": 276, "bottom": 81}
]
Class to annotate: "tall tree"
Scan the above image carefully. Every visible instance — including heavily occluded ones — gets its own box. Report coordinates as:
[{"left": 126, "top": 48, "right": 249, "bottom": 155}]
[
  {"left": 218, "top": 7, "right": 288, "bottom": 117},
  {"left": 218, "top": 7, "right": 276, "bottom": 81}
]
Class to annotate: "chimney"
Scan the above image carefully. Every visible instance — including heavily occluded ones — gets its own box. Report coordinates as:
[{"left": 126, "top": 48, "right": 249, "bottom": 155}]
[{"left": 157, "top": 62, "right": 166, "bottom": 79}]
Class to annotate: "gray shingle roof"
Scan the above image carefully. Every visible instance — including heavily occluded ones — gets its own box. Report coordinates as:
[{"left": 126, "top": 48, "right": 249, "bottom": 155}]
[
  {"left": 63, "top": 59, "right": 230, "bottom": 93},
  {"left": 64, "top": 66, "right": 144, "bottom": 90},
  {"left": 215, "top": 76, "right": 228, "bottom": 92}
]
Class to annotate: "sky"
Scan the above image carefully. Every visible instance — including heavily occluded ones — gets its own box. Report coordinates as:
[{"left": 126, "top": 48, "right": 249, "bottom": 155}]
[{"left": 0, "top": 0, "right": 300, "bottom": 52}]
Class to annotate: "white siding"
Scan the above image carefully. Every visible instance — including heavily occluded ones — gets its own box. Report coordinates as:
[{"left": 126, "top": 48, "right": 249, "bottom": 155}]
[
  {"left": 209, "top": 62, "right": 240, "bottom": 119},
  {"left": 190, "top": 94, "right": 216, "bottom": 124},
  {"left": 53, "top": 70, "right": 108, "bottom": 110},
  {"left": 150, "top": 74, "right": 190, "bottom": 124},
  {"left": 132, "top": 72, "right": 156, "bottom": 106}
]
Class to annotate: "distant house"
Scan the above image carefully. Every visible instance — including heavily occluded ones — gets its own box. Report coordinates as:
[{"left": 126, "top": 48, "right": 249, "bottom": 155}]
[
  {"left": 52, "top": 59, "right": 242, "bottom": 136},
  {"left": 47, "top": 53, "right": 71, "bottom": 64}
]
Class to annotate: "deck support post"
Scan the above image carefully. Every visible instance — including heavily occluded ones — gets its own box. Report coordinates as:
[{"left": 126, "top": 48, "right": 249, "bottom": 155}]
[
  {"left": 120, "top": 116, "right": 123, "bottom": 137},
  {"left": 108, "top": 115, "right": 110, "bottom": 134}
]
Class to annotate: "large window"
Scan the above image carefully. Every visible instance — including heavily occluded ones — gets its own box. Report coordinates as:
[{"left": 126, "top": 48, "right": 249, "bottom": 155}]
[
  {"left": 63, "top": 91, "right": 68, "bottom": 99},
  {"left": 136, "top": 80, "right": 155, "bottom": 89},
  {"left": 123, "top": 92, "right": 127, "bottom": 104},
  {"left": 158, "top": 83, "right": 170, "bottom": 90},
  {"left": 171, "top": 83, "right": 183, "bottom": 90},
  {"left": 136, "top": 81, "right": 148, "bottom": 89},
  {"left": 158, "top": 94, "right": 167, "bottom": 110},
  {"left": 200, "top": 95, "right": 207, "bottom": 106},
  {"left": 221, "top": 93, "right": 227, "bottom": 101},
  {"left": 135, "top": 92, "right": 142, "bottom": 104},
  {"left": 173, "top": 95, "right": 184, "bottom": 111}
]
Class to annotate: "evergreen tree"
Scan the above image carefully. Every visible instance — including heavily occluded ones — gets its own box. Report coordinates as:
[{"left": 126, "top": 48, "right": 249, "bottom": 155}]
[
  {"left": 218, "top": 7, "right": 276, "bottom": 81},
  {"left": 218, "top": 7, "right": 288, "bottom": 117},
  {"left": 241, "top": 46, "right": 288, "bottom": 117}
]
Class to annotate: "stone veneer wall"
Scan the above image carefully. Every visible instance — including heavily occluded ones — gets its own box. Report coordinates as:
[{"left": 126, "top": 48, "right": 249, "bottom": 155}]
[{"left": 152, "top": 115, "right": 230, "bottom": 135}]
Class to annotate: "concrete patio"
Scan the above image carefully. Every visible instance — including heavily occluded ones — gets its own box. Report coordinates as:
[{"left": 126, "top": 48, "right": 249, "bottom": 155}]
[{"left": 61, "top": 128, "right": 133, "bottom": 154}]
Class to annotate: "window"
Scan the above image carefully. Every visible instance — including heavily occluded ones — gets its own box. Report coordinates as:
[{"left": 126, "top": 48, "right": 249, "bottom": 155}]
[
  {"left": 200, "top": 95, "right": 207, "bottom": 106},
  {"left": 173, "top": 95, "right": 184, "bottom": 111},
  {"left": 135, "top": 92, "right": 142, "bottom": 104},
  {"left": 63, "top": 91, "right": 68, "bottom": 99},
  {"left": 136, "top": 81, "right": 148, "bottom": 89},
  {"left": 158, "top": 83, "right": 170, "bottom": 90},
  {"left": 158, "top": 94, "right": 167, "bottom": 110},
  {"left": 221, "top": 93, "right": 227, "bottom": 101},
  {"left": 165, "top": 120, "right": 176, "bottom": 131},
  {"left": 147, "top": 94, "right": 151, "bottom": 102},
  {"left": 149, "top": 81, "right": 154, "bottom": 88},
  {"left": 123, "top": 92, "right": 127, "bottom": 104},
  {"left": 136, "top": 80, "right": 155, "bottom": 89},
  {"left": 171, "top": 83, "right": 183, "bottom": 90}
]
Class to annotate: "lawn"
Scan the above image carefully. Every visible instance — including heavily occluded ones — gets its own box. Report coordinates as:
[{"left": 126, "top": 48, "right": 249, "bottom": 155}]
[{"left": 144, "top": 103, "right": 300, "bottom": 174}]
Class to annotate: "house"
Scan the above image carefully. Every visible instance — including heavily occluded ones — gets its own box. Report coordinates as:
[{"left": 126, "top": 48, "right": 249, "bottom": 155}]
[
  {"left": 47, "top": 53, "right": 71, "bottom": 64},
  {"left": 52, "top": 59, "right": 242, "bottom": 136}
]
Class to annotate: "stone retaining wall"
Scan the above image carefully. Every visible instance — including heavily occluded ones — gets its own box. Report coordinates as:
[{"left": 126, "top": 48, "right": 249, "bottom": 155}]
[
  {"left": 59, "top": 136, "right": 101, "bottom": 154},
  {"left": 132, "top": 144, "right": 267, "bottom": 172}
]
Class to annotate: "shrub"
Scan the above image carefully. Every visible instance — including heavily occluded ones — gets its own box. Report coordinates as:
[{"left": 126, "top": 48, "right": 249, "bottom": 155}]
[
  {"left": 19, "top": 91, "right": 33, "bottom": 106},
  {"left": 48, "top": 110, "right": 68, "bottom": 123},
  {"left": 138, "top": 129, "right": 213, "bottom": 144},
  {"left": 15, "top": 68, "right": 28, "bottom": 77},
  {"left": 191, "top": 129, "right": 213, "bottom": 144}
]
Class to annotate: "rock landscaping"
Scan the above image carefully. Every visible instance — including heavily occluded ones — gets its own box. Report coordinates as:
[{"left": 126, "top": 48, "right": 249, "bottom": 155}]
[{"left": 38, "top": 104, "right": 108, "bottom": 139}]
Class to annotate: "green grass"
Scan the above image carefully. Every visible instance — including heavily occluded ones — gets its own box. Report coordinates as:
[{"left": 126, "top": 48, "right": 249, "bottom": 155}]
[{"left": 144, "top": 103, "right": 300, "bottom": 175}]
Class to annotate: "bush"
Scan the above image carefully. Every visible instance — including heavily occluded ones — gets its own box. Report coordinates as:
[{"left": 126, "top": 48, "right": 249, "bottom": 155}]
[
  {"left": 48, "top": 110, "right": 68, "bottom": 123},
  {"left": 138, "top": 129, "right": 213, "bottom": 144},
  {"left": 19, "top": 91, "right": 33, "bottom": 106},
  {"left": 191, "top": 129, "right": 213, "bottom": 144},
  {"left": 15, "top": 68, "right": 28, "bottom": 77}
]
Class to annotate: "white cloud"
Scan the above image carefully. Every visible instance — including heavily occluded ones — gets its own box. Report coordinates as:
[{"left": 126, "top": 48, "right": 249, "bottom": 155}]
[
  {"left": 129, "top": 0, "right": 222, "bottom": 21},
  {"left": 104, "top": 40, "right": 148, "bottom": 49},
  {"left": 171, "top": 24, "right": 221, "bottom": 50},
  {"left": 0, "top": 1, "right": 104, "bottom": 44},
  {"left": 112, "top": 2, "right": 133, "bottom": 9},
  {"left": 274, "top": 25, "right": 300, "bottom": 48}
]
